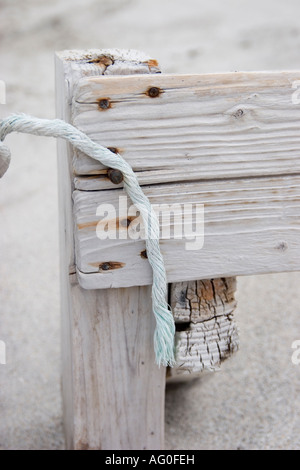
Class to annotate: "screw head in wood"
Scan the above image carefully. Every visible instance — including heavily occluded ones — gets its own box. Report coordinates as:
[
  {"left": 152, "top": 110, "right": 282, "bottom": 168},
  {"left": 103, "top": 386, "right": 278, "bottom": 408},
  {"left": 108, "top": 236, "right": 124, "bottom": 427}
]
[
  {"left": 100, "top": 262, "right": 111, "bottom": 271},
  {"left": 98, "top": 261, "right": 125, "bottom": 271},
  {"left": 107, "top": 168, "right": 124, "bottom": 185},
  {"left": 147, "top": 87, "right": 161, "bottom": 98},
  {"left": 98, "top": 98, "right": 111, "bottom": 110}
]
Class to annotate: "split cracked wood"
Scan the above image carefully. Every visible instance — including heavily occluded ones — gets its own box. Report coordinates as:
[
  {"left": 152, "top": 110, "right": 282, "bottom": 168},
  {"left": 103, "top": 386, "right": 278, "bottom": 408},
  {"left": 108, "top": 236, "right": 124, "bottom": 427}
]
[{"left": 168, "top": 278, "right": 239, "bottom": 381}]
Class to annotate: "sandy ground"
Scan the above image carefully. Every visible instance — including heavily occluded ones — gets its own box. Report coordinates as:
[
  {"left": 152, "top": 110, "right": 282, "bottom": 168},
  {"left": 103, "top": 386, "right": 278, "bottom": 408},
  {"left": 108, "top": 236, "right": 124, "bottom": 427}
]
[{"left": 0, "top": 0, "right": 300, "bottom": 450}]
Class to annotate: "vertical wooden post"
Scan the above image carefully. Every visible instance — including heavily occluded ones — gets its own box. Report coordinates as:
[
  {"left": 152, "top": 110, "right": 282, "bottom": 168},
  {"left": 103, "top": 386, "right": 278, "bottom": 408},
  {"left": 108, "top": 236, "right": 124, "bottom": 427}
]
[{"left": 55, "top": 50, "right": 165, "bottom": 450}]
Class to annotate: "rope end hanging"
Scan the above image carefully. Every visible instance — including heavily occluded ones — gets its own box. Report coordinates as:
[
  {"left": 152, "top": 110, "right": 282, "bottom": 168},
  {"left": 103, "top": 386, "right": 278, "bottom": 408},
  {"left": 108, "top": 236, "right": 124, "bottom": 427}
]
[
  {"left": 0, "top": 113, "right": 177, "bottom": 368},
  {"left": 154, "top": 306, "right": 176, "bottom": 367}
]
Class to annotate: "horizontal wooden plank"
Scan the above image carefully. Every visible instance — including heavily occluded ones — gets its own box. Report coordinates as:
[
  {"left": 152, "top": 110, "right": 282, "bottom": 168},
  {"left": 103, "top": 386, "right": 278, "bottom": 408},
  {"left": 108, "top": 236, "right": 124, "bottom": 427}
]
[
  {"left": 71, "top": 71, "right": 300, "bottom": 190},
  {"left": 73, "top": 175, "right": 300, "bottom": 289}
]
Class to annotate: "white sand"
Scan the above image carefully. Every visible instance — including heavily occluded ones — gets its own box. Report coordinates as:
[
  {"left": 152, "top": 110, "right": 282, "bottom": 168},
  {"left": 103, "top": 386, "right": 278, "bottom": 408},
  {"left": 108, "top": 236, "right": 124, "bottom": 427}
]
[{"left": 0, "top": 0, "right": 300, "bottom": 450}]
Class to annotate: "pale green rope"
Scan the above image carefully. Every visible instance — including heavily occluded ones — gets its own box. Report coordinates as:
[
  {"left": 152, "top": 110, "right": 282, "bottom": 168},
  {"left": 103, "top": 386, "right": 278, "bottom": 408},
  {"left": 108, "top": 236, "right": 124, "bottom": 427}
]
[{"left": 0, "top": 114, "right": 176, "bottom": 367}]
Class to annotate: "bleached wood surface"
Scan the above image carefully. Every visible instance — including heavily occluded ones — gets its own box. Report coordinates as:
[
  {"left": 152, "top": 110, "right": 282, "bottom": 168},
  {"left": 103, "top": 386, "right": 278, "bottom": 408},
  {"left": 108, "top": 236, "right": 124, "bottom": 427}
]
[
  {"left": 168, "top": 278, "right": 239, "bottom": 381},
  {"left": 74, "top": 174, "right": 300, "bottom": 289},
  {"left": 71, "top": 71, "right": 300, "bottom": 189},
  {"left": 66, "top": 278, "right": 165, "bottom": 449},
  {"left": 56, "top": 49, "right": 166, "bottom": 450}
]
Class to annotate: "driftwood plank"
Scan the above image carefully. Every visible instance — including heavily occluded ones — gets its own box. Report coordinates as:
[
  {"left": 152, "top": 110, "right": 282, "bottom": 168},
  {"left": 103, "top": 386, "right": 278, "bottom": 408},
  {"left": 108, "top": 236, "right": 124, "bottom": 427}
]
[
  {"left": 74, "top": 174, "right": 300, "bottom": 289},
  {"left": 56, "top": 49, "right": 166, "bottom": 450},
  {"left": 71, "top": 71, "right": 300, "bottom": 189}
]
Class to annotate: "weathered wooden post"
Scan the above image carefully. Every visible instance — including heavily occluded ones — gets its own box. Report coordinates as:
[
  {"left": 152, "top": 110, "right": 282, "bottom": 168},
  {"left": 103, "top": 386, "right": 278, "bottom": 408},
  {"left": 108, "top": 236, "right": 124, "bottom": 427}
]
[
  {"left": 56, "top": 50, "right": 167, "bottom": 450},
  {"left": 56, "top": 49, "right": 300, "bottom": 449}
]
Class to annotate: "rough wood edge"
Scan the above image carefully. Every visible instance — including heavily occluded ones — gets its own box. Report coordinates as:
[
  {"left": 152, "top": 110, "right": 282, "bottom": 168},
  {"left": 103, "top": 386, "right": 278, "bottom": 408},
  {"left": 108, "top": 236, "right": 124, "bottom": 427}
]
[{"left": 168, "top": 278, "right": 239, "bottom": 381}]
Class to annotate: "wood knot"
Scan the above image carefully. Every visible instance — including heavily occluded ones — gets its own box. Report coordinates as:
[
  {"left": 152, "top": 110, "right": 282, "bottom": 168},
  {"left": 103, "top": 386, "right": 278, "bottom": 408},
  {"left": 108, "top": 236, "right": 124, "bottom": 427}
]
[
  {"left": 140, "top": 249, "right": 148, "bottom": 259},
  {"left": 233, "top": 109, "right": 244, "bottom": 118},
  {"left": 275, "top": 241, "right": 288, "bottom": 252}
]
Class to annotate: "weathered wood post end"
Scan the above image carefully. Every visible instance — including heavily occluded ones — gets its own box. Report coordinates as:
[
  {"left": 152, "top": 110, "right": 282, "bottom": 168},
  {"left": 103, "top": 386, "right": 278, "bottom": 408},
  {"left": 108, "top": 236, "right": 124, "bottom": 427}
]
[
  {"left": 56, "top": 49, "right": 300, "bottom": 449},
  {"left": 56, "top": 50, "right": 167, "bottom": 450}
]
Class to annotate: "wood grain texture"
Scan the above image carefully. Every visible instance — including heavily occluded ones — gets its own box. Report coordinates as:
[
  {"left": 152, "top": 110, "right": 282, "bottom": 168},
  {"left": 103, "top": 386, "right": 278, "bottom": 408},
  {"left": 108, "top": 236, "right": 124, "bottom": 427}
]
[
  {"left": 168, "top": 278, "right": 239, "bottom": 382},
  {"left": 71, "top": 71, "right": 300, "bottom": 189},
  {"left": 74, "top": 174, "right": 300, "bottom": 289},
  {"left": 171, "top": 277, "right": 237, "bottom": 323},
  {"left": 68, "top": 278, "right": 165, "bottom": 450},
  {"left": 56, "top": 49, "right": 165, "bottom": 450}
]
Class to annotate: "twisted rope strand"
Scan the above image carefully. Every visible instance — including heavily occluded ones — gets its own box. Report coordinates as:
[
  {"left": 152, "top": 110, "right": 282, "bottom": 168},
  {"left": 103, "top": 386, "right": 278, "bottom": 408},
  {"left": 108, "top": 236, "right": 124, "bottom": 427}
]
[{"left": 0, "top": 114, "right": 175, "bottom": 367}]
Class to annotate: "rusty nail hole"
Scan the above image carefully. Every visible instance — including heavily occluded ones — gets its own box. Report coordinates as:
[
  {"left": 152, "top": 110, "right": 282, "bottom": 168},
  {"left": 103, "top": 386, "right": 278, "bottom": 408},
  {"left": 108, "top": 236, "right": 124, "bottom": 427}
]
[
  {"left": 140, "top": 249, "right": 148, "bottom": 259},
  {"left": 98, "top": 261, "right": 125, "bottom": 271},
  {"left": 120, "top": 218, "right": 131, "bottom": 228},
  {"left": 147, "top": 87, "right": 161, "bottom": 98},
  {"left": 107, "top": 147, "right": 118, "bottom": 154},
  {"left": 147, "top": 59, "right": 159, "bottom": 68},
  {"left": 99, "top": 262, "right": 111, "bottom": 271},
  {"left": 107, "top": 168, "right": 123, "bottom": 185},
  {"left": 98, "top": 98, "right": 110, "bottom": 110}
]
